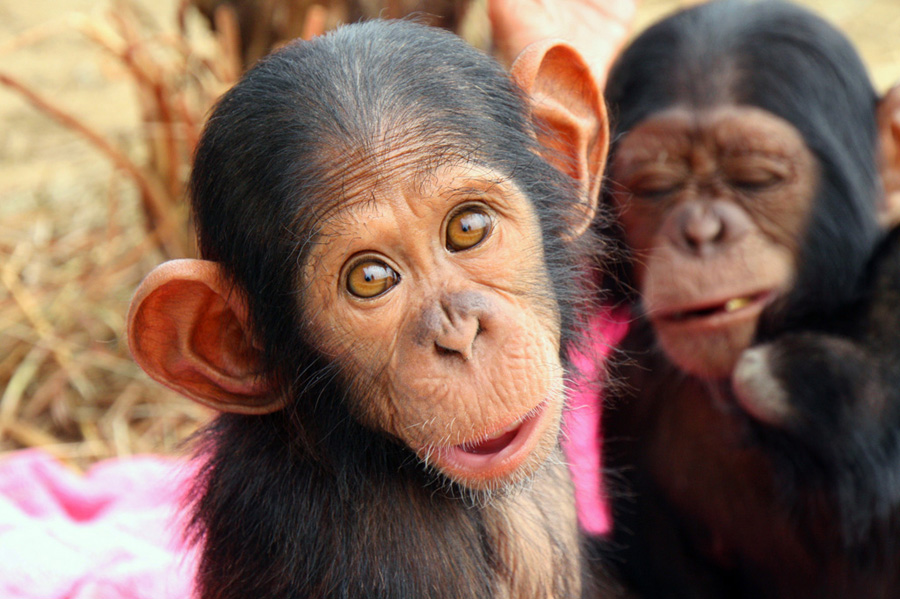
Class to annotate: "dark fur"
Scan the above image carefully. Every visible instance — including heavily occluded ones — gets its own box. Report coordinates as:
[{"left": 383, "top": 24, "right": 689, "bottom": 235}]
[
  {"left": 598, "top": 1, "right": 899, "bottom": 597},
  {"left": 737, "top": 225, "right": 900, "bottom": 597},
  {"left": 187, "top": 20, "right": 601, "bottom": 599}
]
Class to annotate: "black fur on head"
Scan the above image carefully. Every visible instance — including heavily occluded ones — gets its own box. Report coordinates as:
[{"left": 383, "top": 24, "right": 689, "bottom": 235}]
[{"left": 603, "top": 0, "right": 881, "bottom": 319}]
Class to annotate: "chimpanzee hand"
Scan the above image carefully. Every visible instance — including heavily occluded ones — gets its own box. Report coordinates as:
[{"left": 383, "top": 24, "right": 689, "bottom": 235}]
[{"left": 732, "top": 333, "right": 885, "bottom": 458}]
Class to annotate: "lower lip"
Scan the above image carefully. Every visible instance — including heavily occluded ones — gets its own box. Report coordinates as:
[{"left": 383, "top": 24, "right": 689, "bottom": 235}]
[{"left": 431, "top": 401, "right": 551, "bottom": 480}]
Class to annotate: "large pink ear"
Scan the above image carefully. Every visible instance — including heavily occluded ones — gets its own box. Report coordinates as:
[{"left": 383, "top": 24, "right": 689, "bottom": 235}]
[
  {"left": 127, "top": 259, "right": 285, "bottom": 414},
  {"left": 878, "top": 84, "right": 900, "bottom": 228},
  {"left": 511, "top": 39, "right": 610, "bottom": 237}
]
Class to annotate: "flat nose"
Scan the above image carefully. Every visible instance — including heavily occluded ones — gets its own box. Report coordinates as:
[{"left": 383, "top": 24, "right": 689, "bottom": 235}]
[
  {"left": 682, "top": 203, "right": 723, "bottom": 249},
  {"left": 418, "top": 291, "right": 488, "bottom": 361}
]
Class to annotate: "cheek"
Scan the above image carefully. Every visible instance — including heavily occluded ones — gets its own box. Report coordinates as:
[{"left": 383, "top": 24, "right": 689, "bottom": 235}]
[
  {"left": 311, "top": 302, "right": 404, "bottom": 395},
  {"left": 301, "top": 271, "right": 403, "bottom": 404},
  {"left": 747, "top": 187, "right": 815, "bottom": 256},
  {"left": 616, "top": 195, "right": 659, "bottom": 249}
]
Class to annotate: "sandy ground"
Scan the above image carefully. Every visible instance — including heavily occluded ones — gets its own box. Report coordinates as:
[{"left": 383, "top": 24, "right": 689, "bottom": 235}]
[
  {"left": 0, "top": 0, "right": 898, "bottom": 460},
  {"left": 1, "top": 0, "right": 162, "bottom": 219}
]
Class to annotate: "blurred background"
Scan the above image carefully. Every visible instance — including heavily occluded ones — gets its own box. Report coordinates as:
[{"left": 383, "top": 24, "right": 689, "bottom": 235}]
[{"left": 1, "top": 0, "right": 899, "bottom": 470}]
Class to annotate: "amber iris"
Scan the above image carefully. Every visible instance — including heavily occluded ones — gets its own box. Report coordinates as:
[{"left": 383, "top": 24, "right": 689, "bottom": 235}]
[
  {"left": 346, "top": 259, "right": 399, "bottom": 298},
  {"left": 446, "top": 208, "right": 491, "bottom": 251}
]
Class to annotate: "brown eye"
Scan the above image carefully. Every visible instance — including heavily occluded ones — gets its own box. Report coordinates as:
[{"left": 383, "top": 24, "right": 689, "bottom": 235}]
[
  {"left": 446, "top": 208, "right": 491, "bottom": 252},
  {"left": 627, "top": 170, "right": 684, "bottom": 199},
  {"left": 346, "top": 259, "right": 399, "bottom": 299},
  {"left": 728, "top": 168, "right": 783, "bottom": 191},
  {"left": 724, "top": 156, "right": 789, "bottom": 192}
]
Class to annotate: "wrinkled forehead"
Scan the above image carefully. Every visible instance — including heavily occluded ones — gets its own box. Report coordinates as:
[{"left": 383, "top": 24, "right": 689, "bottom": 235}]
[
  {"left": 613, "top": 105, "right": 810, "bottom": 166},
  {"left": 304, "top": 133, "right": 511, "bottom": 223},
  {"left": 327, "top": 160, "right": 521, "bottom": 230}
]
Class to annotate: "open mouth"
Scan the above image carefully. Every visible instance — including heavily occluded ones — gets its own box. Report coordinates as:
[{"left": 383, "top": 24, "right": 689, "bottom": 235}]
[
  {"left": 460, "top": 424, "right": 523, "bottom": 455},
  {"left": 659, "top": 291, "right": 771, "bottom": 323},
  {"left": 430, "top": 400, "right": 551, "bottom": 482}
]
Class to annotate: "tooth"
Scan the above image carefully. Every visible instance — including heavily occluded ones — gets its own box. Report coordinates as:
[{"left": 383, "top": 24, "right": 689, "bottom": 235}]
[
  {"left": 725, "top": 297, "right": 751, "bottom": 312},
  {"left": 483, "top": 429, "right": 505, "bottom": 441},
  {"left": 478, "top": 417, "right": 523, "bottom": 443}
]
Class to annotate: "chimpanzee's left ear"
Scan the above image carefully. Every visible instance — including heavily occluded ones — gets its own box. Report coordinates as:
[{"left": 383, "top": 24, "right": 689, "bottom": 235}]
[
  {"left": 511, "top": 39, "right": 609, "bottom": 237},
  {"left": 878, "top": 84, "right": 900, "bottom": 228}
]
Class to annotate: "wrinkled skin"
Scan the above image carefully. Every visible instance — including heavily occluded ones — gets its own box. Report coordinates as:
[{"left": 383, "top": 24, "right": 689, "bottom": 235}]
[
  {"left": 125, "top": 26, "right": 617, "bottom": 599},
  {"left": 610, "top": 105, "right": 817, "bottom": 377},
  {"left": 305, "top": 160, "right": 566, "bottom": 489}
]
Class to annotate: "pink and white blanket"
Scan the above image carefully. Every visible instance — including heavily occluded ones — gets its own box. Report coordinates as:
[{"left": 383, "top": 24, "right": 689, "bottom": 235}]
[{"left": 0, "top": 450, "right": 198, "bottom": 599}]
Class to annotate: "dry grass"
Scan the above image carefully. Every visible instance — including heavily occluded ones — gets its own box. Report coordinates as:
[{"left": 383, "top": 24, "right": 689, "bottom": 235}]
[
  {"left": 0, "top": 192, "right": 211, "bottom": 469},
  {"left": 0, "top": 0, "right": 898, "bottom": 470},
  {"left": 0, "top": 1, "right": 233, "bottom": 468}
]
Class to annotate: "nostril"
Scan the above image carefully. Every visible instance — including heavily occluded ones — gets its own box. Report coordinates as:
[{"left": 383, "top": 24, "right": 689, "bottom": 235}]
[
  {"left": 683, "top": 214, "right": 723, "bottom": 247},
  {"left": 434, "top": 343, "right": 456, "bottom": 357},
  {"left": 433, "top": 318, "right": 479, "bottom": 361},
  {"left": 434, "top": 339, "right": 473, "bottom": 361},
  {"left": 714, "top": 223, "right": 726, "bottom": 243}
]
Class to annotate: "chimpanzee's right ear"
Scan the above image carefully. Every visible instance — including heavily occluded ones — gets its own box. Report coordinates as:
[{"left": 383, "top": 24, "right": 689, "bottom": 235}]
[
  {"left": 127, "top": 259, "right": 285, "bottom": 414},
  {"left": 878, "top": 84, "right": 900, "bottom": 228}
]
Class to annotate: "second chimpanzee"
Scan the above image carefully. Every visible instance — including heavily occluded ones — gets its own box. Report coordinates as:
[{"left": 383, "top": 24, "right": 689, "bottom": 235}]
[
  {"left": 598, "top": 1, "right": 900, "bottom": 597},
  {"left": 126, "top": 19, "right": 619, "bottom": 599}
]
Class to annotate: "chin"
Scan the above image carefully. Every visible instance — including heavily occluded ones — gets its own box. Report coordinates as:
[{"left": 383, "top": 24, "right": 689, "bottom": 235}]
[{"left": 656, "top": 319, "right": 757, "bottom": 379}]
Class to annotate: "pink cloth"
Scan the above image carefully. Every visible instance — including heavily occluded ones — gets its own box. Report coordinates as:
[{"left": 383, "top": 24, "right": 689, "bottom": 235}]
[
  {"left": 563, "top": 311, "right": 629, "bottom": 535},
  {"left": 0, "top": 450, "right": 198, "bottom": 599}
]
